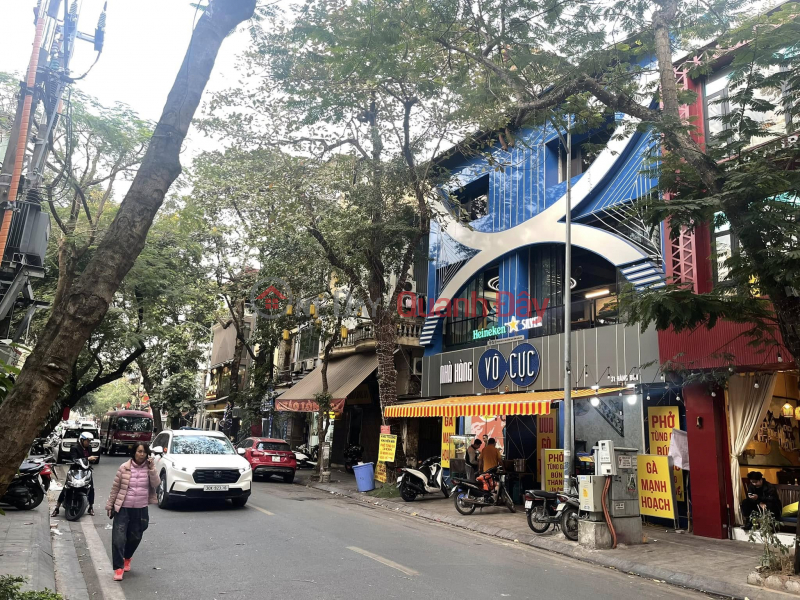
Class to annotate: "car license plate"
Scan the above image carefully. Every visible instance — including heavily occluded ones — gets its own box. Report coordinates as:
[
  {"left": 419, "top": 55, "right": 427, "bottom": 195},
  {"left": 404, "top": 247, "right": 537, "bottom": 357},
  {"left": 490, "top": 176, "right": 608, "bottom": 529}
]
[
  {"left": 524, "top": 500, "right": 532, "bottom": 509},
  {"left": 203, "top": 484, "right": 229, "bottom": 492},
  {"left": 272, "top": 456, "right": 280, "bottom": 462}
]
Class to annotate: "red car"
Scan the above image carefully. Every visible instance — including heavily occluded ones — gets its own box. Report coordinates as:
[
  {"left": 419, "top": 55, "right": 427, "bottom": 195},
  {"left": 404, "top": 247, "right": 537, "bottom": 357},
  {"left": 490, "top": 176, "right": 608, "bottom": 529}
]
[{"left": 237, "top": 438, "right": 297, "bottom": 483}]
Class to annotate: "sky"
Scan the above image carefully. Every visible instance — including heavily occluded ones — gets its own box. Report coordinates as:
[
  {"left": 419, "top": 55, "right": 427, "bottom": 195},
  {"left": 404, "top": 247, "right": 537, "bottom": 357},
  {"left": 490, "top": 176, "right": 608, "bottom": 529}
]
[{"left": 0, "top": 0, "right": 253, "bottom": 158}]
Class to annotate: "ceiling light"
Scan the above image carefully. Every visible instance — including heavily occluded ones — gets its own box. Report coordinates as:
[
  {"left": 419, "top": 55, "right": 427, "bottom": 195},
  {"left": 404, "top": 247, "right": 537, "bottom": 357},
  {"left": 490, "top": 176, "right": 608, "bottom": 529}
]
[
  {"left": 627, "top": 383, "right": 635, "bottom": 389},
  {"left": 590, "top": 396, "right": 600, "bottom": 407},
  {"left": 626, "top": 395, "right": 637, "bottom": 405},
  {"left": 585, "top": 289, "right": 610, "bottom": 299},
  {"left": 591, "top": 384, "right": 599, "bottom": 390}
]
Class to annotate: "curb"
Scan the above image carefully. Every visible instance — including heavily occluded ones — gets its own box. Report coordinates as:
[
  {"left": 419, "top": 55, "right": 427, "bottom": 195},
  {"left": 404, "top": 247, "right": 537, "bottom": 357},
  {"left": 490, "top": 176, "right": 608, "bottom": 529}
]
[
  {"left": 306, "top": 481, "right": 784, "bottom": 600},
  {"left": 34, "top": 495, "right": 56, "bottom": 593}
]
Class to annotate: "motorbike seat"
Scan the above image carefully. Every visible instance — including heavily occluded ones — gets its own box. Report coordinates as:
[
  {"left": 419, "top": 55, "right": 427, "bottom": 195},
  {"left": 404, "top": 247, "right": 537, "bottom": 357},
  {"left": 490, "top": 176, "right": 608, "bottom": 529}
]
[{"left": 531, "top": 490, "right": 559, "bottom": 500}]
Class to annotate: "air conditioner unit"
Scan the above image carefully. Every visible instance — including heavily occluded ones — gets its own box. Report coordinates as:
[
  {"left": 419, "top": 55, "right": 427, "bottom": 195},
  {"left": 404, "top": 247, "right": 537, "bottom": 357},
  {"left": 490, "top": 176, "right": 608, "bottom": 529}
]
[
  {"left": 413, "top": 358, "right": 423, "bottom": 376},
  {"left": 304, "top": 359, "right": 315, "bottom": 371},
  {"left": 292, "top": 362, "right": 302, "bottom": 373}
]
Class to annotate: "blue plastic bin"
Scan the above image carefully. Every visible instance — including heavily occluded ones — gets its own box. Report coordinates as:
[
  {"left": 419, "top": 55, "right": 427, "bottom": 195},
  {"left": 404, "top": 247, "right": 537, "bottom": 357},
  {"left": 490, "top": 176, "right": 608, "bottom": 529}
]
[{"left": 353, "top": 463, "right": 375, "bottom": 492}]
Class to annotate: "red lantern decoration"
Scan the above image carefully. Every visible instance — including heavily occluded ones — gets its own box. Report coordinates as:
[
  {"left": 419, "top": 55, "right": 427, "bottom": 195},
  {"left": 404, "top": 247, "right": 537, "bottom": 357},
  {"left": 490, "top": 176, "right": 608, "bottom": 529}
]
[{"left": 62, "top": 406, "right": 70, "bottom": 421}]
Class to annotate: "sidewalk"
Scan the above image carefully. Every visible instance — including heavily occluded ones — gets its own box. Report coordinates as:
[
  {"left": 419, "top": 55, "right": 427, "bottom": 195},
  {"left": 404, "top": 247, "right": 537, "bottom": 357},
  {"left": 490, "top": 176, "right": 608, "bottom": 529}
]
[
  {"left": 297, "top": 469, "right": 784, "bottom": 600},
  {"left": 0, "top": 501, "right": 56, "bottom": 594}
]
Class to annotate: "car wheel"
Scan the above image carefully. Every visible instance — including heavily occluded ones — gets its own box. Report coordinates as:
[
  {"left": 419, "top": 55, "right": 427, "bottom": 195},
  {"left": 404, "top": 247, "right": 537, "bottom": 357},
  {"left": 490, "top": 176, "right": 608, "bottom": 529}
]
[
  {"left": 231, "top": 497, "right": 248, "bottom": 508},
  {"left": 157, "top": 472, "right": 172, "bottom": 509},
  {"left": 283, "top": 473, "right": 295, "bottom": 484}
]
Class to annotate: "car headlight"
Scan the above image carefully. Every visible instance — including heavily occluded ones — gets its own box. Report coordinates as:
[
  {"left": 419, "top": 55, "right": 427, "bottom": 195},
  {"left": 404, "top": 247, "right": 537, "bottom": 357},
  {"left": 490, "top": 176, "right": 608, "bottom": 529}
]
[
  {"left": 178, "top": 466, "right": 195, "bottom": 474},
  {"left": 239, "top": 463, "right": 251, "bottom": 473}
]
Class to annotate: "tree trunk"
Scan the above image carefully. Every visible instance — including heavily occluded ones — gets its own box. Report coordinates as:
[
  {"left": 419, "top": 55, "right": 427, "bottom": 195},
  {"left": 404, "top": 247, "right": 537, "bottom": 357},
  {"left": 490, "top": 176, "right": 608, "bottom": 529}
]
[
  {"left": 223, "top": 297, "right": 246, "bottom": 436},
  {"left": 0, "top": 0, "right": 257, "bottom": 497},
  {"left": 374, "top": 306, "right": 398, "bottom": 423},
  {"left": 137, "top": 358, "right": 162, "bottom": 433}
]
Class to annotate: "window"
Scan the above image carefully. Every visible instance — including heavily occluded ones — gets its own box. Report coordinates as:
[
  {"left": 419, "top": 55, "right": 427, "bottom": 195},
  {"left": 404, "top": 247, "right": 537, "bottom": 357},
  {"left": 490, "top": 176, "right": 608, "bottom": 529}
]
[
  {"left": 256, "top": 441, "right": 291, "bottom": 452},
  {"left": 238, "top": 439, "right": 253, "bottom": 449},
  {"left": 704, "top": 68, "right": 788, "bottom": 149},
  {"left": 115, "top": 417, "right": 153, "bottom": 433},
  {"left": 152, "top": 433, "right": 169, "bottom": 449},
  {"left": 170, "top": 435, "right": 235, "bottom": 455},
  {"left": 450, "top": 175, "right": 489, "bottom": 224},
  {"left": 298, "top": 328, "right": 320, "bottom": 361},
  {"left": 443, "top": 265, "right": 499, "bottom": 349},
  {"left": 713, "top": 212, "right": 738, "bottom": 285}
]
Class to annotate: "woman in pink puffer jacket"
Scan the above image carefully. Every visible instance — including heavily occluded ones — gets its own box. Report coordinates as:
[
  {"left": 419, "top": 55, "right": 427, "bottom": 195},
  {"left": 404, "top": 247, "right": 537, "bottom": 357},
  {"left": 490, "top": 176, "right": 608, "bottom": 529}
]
[{"left": 105, "top": 443, "right": 159, "bottom": 582}]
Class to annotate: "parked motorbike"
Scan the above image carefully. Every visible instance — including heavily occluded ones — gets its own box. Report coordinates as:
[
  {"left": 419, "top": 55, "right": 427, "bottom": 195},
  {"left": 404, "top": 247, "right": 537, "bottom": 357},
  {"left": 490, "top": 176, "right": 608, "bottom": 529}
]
[
  {"left": 0, "top": 461, "right": 46, "bottom": 510},
  {"left": 451, "top": 466, "right": 516, "bottom": 514},
  {"left": 524, "top": 489, "right": 580, "bottom": 540},
  {"left": 344, "top": 444, "right": 364, "bottom": 473},
  {"left": 294, "top": 443, "right": 318, "bottom": 469},
  {"left": 62, "top": 458, "right": 93, "bottom": 521},
  {"left": 29, "top": 437, "right": 47, "bottom": 456},
  {"left": 397, "top": 456, "right": 451, "bottom": 501}
]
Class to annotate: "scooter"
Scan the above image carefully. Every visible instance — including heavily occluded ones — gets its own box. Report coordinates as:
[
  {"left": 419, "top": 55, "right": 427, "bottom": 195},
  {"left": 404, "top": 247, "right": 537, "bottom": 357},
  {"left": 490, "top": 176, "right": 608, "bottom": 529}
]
[
  {"left": 396, "top": 456, "right": 451, "bottom": 501},
  {"left": 294, "top": 443, "right": 318, "bottom": 469},
  {"left": 0, "top": 461, "right": 46, "bottom": 510},
  {"left": 524, "top": 477, "right": 578, "bottom": 535},
  {"left": 62, "top": 458, "right": 93, "bottom": 521},
  {"left": 344, "top": 444, "right": 364, "bottom": 473},
  {"left": 451, "top": 466, "right": 516, "bottom": 514}
]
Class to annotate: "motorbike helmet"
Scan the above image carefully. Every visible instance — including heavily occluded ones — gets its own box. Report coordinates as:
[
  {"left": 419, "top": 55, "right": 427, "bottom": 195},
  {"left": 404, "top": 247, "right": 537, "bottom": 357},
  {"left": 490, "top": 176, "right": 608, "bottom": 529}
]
[{"left": 79, "top": 432, "right": 94, "bottom": 442}]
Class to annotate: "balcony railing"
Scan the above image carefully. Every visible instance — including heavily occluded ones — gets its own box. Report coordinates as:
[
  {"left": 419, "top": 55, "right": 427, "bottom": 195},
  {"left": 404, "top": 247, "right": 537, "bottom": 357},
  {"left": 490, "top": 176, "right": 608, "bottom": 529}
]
[
  {"left": 336, "top": 318, "right": 424, "bottom": 350},
  {"left": 444, "top": 294, "right": 622, "bottom": 349}
]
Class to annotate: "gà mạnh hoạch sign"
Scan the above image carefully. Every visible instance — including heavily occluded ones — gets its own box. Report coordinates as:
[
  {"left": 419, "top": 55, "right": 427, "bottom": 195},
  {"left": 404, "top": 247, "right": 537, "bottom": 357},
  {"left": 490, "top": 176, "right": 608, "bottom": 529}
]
[{"left": 637, "top": 454, "right": 677, "bottom": 519}]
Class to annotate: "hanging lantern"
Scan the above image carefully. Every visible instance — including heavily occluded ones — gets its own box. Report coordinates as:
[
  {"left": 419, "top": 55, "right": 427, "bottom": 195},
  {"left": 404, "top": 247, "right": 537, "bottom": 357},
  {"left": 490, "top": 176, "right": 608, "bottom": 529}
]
[
  {"left": 783, "top": 402, "right": 794, "bottom": 417},
  {"left": 794, "top": 406, "right": 800, "bottom": 421},
  {"left": 309, "top": 303, "right": 316, "bottom": 316},
  {"left": 341, "top": 326, "right": 348, "bottom": 340},
  {"left": 286, "top": 304, "right": 293, "bottom": 316},
  {"left": 282, "top": 329, "right": 290, "bottom": 341}
]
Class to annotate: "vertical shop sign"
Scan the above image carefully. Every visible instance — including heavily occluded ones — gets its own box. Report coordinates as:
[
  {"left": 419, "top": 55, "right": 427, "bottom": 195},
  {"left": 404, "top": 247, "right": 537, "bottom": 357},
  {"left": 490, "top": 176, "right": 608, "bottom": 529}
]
[
  {"left": 378, "top": 434, "right": 397, "bottom": 463},
  {"left": 536, "top": 413, "right": 558, "bottom": 482},
  {"left": 542, "top": 449, "right": 564, "bottom": 492},
  {"left": 637, "top": 454, "right": 677, "bottom": 519},
  {"left": 441, "top": 416, "right": 456, "bottom": 468},
  {"left": 647, "top": 406, "right": 684, "bottom": 501},
  {"left": 375, "top": 462, "right": 387, "bottom": 483}
]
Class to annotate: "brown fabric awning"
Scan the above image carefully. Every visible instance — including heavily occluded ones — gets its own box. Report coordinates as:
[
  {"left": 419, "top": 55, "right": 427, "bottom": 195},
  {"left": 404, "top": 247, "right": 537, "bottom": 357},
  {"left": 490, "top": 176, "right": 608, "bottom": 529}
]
[{"left": 276, "top": 353, "right": 378, "bottom": 413}]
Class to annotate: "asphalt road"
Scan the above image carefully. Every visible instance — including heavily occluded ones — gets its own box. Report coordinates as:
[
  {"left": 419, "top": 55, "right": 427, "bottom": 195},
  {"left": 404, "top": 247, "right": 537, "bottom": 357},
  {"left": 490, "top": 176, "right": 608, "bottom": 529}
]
[{"left": 59, "top": 457, "right": 714, "bottom": 600}]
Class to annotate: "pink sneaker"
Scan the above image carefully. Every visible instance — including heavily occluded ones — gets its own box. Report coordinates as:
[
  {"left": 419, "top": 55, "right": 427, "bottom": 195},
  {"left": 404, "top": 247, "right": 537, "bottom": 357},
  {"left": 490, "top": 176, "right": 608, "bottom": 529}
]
[
  {"left": 113, "top": 569, "right": 123, "bottom": 581},
  {"left": 124, "top": 559, "right": 131, "bottom": 572}
]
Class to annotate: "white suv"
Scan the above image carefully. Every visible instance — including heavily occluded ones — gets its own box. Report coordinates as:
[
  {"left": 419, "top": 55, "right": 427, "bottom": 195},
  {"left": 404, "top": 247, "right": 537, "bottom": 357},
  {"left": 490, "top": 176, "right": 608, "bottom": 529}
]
[{"left": 151, "top": 430, "right": 252, "bottom": 509}]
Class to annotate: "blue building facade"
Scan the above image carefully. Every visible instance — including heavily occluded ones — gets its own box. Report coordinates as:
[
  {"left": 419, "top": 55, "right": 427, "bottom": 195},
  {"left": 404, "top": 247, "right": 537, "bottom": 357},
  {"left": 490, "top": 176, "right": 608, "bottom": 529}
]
[{"left": 420, "top": 117, "right": 664, "bottom": 356}]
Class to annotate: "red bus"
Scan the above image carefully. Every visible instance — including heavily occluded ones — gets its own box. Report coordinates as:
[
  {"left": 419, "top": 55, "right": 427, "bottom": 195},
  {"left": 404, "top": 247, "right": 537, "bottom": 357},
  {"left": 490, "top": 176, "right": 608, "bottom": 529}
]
[{"left": 99, "top": 410, "right": 154, "bottom": 456}]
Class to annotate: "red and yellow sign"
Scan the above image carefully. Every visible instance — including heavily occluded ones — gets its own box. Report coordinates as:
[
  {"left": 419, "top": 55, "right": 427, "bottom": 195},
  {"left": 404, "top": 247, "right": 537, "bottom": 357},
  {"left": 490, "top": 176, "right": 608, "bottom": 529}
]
[
  {"left": 378, "top": 434, "right": 397, "bottom": 463},
  {"left": 375, "top": 462, "right": 387, "bottom": 483},
  {"left": 441, "top": 416, "right": 456, "bottom": 468},
  {"left": 637, "top": 454, "right": 677, "bottom": 519},
  {"left": 536, "top": 413, "right": 558, "bottom": 482},
  {"left": 542, "top": 449, "right": 564, "bottom": 492},
  {"left": 648, "top": 407, "right": 684, "bottom": 501}
]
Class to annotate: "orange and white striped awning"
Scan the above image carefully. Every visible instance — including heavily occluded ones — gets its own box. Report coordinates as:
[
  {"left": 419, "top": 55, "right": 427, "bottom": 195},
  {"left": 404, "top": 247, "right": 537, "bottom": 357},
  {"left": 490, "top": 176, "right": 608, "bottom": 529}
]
[{"left": 384, "top": 388, "right": 624, "bottom": 418}]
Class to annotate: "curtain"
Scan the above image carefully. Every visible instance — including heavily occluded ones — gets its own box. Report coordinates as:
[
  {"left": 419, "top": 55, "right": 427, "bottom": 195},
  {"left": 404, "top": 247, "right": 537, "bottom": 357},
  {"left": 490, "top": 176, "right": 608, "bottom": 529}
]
[{"left": 727, "top": 372, "right": 778, "bottom": 525}]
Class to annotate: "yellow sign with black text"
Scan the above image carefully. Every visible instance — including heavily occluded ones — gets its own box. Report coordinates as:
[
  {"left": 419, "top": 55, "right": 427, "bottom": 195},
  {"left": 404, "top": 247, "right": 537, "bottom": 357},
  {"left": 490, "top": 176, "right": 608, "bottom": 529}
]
[
  {"left": 375, "top": 461, "right": 387, "bottom": 483},
  {"left": 441, "top": 416, "right": 456, "bottom": 468},
  {"left": 647, "top": 406, "right": 684, "bottom": 501},
  {"left": 378, "top": 434, "right": 397, "bottom": 463},
  {"left": 536, "top": 413, "right": 558, "bottom": 482},
  {"left": 542, "top": 449, "right": 564, "bottom": 492},
  {"left": 637, "top": 454, "right": 677, "bottom": 520}
]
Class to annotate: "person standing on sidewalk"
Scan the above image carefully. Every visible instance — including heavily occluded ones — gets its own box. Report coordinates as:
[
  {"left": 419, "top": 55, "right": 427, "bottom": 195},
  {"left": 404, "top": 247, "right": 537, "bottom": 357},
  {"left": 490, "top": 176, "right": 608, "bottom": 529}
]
[
  {"left": 465, "top": 439, "right": 482, "bottom": 480},
  {"left": 105, "top": 443, "right": 159, "bottom": 581}
]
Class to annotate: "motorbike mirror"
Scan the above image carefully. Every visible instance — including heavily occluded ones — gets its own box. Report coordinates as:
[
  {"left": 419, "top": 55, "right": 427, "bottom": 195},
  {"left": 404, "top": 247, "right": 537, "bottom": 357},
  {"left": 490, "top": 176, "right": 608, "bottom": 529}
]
[
  {"left": 151, "top": 446, "right": 164, "bottom": 455},
  {"left": 237, "top": 448, "right": 246, "bottom": 455}
]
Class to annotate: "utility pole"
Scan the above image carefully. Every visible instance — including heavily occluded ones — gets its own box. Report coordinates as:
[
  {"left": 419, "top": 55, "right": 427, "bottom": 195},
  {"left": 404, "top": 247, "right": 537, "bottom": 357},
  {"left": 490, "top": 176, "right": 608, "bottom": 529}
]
[
  {"left": 0, "top": 0, "right": 107, "bottom": 350},
  {"left": 563, "top": 124, "right": 573, "bottom": 494}
]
